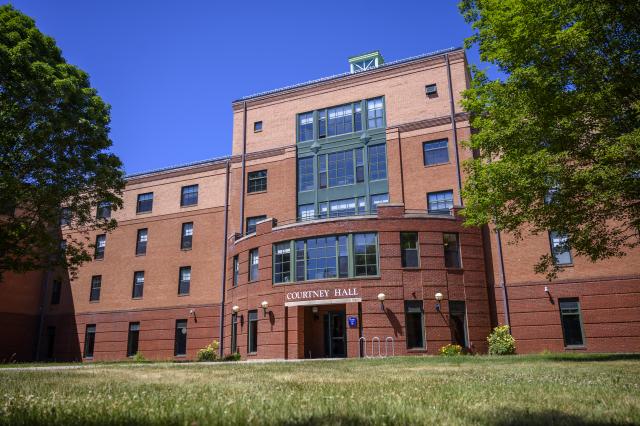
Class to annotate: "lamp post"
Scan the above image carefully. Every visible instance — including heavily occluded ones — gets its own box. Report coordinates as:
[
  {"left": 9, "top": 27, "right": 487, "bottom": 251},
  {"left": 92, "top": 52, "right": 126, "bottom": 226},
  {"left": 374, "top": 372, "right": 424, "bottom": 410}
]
[
  {"left": 377, "top": 293, "right": 386, "bottom": 311},
  {"left": 435, "top": 292, "right": 444, "bottom": 312}
]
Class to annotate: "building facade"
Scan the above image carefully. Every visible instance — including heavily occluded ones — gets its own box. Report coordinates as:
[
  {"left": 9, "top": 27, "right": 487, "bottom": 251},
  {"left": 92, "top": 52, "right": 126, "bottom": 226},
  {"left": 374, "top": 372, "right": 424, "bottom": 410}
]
[{"left": 1, "top": 48, "right": 638, "bottom": 362}]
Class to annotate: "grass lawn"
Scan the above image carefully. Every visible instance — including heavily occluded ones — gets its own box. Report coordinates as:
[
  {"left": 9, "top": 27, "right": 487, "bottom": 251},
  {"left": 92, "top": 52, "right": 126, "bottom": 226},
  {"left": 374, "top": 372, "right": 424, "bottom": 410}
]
[{"left": 1, "top": 354, "right": 639, "bottom": 425}]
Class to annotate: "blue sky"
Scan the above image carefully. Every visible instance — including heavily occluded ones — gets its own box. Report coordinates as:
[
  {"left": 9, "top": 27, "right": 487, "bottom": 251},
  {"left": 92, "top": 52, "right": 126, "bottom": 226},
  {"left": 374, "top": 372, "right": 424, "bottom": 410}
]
[{"left": 6, "top": 1, "right": 494, "bottom": 174}]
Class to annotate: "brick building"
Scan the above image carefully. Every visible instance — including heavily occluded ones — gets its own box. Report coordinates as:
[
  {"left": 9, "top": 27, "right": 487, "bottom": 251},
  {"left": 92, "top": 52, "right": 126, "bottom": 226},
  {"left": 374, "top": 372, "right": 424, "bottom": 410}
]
[{"left": 1, "top": 47, "right": 638, "bottom": 362}]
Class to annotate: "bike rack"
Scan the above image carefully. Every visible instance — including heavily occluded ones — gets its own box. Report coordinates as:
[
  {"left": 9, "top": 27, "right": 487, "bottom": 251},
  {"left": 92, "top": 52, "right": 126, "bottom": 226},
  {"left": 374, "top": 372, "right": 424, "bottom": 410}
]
[
  {"left": 385, "top": 337, "right": 395, "bottom": 357},
  {"left": 359, "top": 337, "right": 367, "bottom": 358},
  {"left": 371, "top": 336, "right": 381, "bottom": 357}
]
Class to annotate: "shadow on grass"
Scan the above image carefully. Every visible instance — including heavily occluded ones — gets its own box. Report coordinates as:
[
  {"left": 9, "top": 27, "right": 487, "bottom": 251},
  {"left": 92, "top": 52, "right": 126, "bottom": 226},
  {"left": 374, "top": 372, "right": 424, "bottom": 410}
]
[
  {"left": 476, "top": 408, "right": 635, "bottom": 426},
  {"left": 543, "top": 353, "right": 640, "bottom": 363}
]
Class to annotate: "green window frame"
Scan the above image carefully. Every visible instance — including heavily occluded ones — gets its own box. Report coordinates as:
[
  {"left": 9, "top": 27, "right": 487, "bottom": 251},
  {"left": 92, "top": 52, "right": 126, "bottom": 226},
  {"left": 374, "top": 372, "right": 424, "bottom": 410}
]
[{"left": 274, "top": 233, "right": 378, "bottom": 284}]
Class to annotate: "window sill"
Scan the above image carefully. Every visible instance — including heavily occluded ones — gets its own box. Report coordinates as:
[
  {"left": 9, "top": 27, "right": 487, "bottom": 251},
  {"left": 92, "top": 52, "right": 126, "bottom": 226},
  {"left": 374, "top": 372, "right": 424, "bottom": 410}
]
[
  {"left": 135, "top": 253, "right": 146, "bottom": 257},
  {"left": 247, "top": 190, "right": 267, "bottom": 195},
  {"left": 89, "top": 300, "right": 100, "bottom": 304},
  {"left": 407, "top": 348, "right": 427, "bottom": 353},
  {"left": 94, "top": 258, "right": 104, "bottom": 261},
  {"left": 132, "top": 297, "right": 143, "bottom": 300},
  {"left": 254, "top": 129, "right": 262, "bottom": 133},
  {"left": 556, "top": 263, "right": 574, "bottom": 268},
  {"left": 402, "top": 266, "right": 421, "bottom": 270},
  {"left": 180, "top": 204, "right": 198, "bottom": 208},
  {"left": 174, "top": 354, "right": 187, "bottom": 357},
  {"left": 564, "top": 345, "right": 586, "bottom": 350},
  {"left": 83, "top": 356, "right": 94, "bottom": 360},
  {"left": 424, "top": 161, "right": 451, "bottom": 169},
  {"left": 178, "top": 293, "right": 190, "bottom": 297},
  {"left": 181, "top": 248, "right": 192, "bottom": 252},
  {"left": 136, "top": 211, "right": 152, "bottom": 215}
]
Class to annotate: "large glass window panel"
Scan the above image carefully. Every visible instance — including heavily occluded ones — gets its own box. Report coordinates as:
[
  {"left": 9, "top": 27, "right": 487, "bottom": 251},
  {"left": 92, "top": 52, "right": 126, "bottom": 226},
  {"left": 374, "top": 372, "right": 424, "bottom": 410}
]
[
  {"left": 338, "top": 235, "right": 348, "bottom": 278},
  {"left": 354, "top": 233, "right": 378, "bottom": 276},
  {"left": 249, "top": 249, "right": 259, "bottom": 282},
  {"left": 298, "top": 112, "right": 314, "bottom": 142},
  {"left": 329, "top": 198, "right": 356, "bottom": 217},
  {"left": 318, "top": 202, "right": 328, "bottom": 219},
  {"left": 136, "top": 192, "right": 153, "bottom": 213},
  {"left": 354, "top": 102, "right": 362, "bottom": 132},
  {"left": 298, "top": 204, "right": 315, "bottom": 221},
  {"left": 318, "top": 109, "right": 327, "bottom": 139},
  {"left": 443, "top": 233, "right": 461, "bottom": 268},
  {"left": 247, "top": 170, "right": 267, "bottom": 193},
  {"left": 370, "top": 193, "right": 389, "bottom": 213},
  {"left": 318, "top": 155, "right": 327, "bottom": 189},
  {"left": 181, "top": 184, "right": 199, "bottom": 206},
  {"left": 355, "top": 148, "right": 365, "bottom": 183},
  {"left": 178, "top": 266, "right": 191, "bottom": 295},
  {"left": 328, "top": 150, "right": 354, "bottom": 187},
  {"left": 367, "top": 97, "right": 384, "bottom": 129},
  {"left": 423, "top": 140, "right": 449, "bottom": 166},
  {"left": 368, "top": 144, "right": 387, "bottom": 181},
  {"left": 295, "top": 240, "right": 305, "bottom": 281},
  {"left": 273, "top": 242, "right": 291, "bottom": 284},
  {"left": 306, "top": 236, "right": 337, "bottom": 280},
  {"left": 427, "top": 190, "right": 454, "bottom": 214},
  {"left": 298, "top": 157, "right": 314, "bottom": 191},
  {"left": 327, "top": 104, "right": 353, "bottom": 136}
]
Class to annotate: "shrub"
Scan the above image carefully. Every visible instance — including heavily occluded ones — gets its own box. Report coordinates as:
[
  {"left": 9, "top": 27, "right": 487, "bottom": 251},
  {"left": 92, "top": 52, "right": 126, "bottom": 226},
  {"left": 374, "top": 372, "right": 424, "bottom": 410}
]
[
  {"left": 439, "top": 344, "right": 464, "bottom": 356},
  {"left": 223, "top": 352, "right": 241, "bottom": 362},
  {"left": 487, "top": 325, "right": 516, "bottom": 355},
  {"left": 132, "top": 352, "right": 148, "bottom": 363},
  {"left": 197, "top": 341, "right": 220, "bottom": 362}
]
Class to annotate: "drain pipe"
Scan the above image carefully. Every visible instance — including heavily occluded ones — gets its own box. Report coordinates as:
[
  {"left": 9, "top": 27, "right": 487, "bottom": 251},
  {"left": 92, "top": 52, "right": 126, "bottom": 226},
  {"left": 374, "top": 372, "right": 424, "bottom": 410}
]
[
  {"left": 495, "top": 228, "right": 511, "bottom": 328},
  {"left": 218, "top": 159, "right": 231, "bottom": 357},
  {"left": 445, "top": 53, "right": 463, "bottom": 206},
  {"left": 239, "top": 101, "right": 248, "bottom": 234}
]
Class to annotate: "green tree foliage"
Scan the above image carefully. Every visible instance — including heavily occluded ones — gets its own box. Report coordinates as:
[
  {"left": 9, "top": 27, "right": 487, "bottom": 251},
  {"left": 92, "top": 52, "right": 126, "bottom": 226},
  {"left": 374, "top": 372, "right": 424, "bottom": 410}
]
[
  {"left": 0, "top": 5, "right": 124, "bottom": 279},
  {"left": 459, "top": 0, "right": 640, "bottom": 277}
]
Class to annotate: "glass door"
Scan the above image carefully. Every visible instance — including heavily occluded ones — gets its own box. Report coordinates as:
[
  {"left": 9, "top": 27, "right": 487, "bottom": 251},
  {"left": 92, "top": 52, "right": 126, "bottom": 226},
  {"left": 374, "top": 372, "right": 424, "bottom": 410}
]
[{"left": 323, "top": 311, "right": 346, "bottom": 358}]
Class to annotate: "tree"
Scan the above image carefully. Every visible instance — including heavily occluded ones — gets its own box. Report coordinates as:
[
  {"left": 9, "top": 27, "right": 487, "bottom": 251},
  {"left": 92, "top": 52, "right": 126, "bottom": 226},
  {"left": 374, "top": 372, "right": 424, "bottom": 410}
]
[
  {"left": 0, "top": 5, "right": 124, "bottom": 280},
  {"left": 459, "top": 0, "right": 640, "bottom": 278}
]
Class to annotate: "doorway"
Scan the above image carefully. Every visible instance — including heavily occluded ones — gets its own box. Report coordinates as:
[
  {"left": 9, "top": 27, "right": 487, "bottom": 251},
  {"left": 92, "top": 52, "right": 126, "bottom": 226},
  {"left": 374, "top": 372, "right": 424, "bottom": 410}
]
[{"left": 323, "top": 310, "right": 346, "bottom": 358}]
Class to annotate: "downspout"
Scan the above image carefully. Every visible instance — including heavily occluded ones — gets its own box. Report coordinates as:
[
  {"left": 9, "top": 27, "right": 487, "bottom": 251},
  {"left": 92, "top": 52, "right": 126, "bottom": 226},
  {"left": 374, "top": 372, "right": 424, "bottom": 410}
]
[
  {"left": 445, "top": 53, "right": 464, "bottom": 206},
  {"left": 495, "top": 228, "right": 511, "bottom": 328},
  {"left": 239, "top": 101, "right": 248, "bottom": 234},
  {"left": 218, "top": 160, "right": 231, "bottom": 357}
]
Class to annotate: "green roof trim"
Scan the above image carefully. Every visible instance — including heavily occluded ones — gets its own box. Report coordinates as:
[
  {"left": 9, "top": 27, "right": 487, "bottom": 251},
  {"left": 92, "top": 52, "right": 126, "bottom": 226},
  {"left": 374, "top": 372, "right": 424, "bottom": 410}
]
[{"left": 348, "top": 51, "right": 384, "bottom": 64}]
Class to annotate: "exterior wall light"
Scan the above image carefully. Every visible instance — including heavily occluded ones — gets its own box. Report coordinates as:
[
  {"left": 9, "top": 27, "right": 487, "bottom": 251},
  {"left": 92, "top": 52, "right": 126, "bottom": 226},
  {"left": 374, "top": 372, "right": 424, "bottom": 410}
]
[
  {"left": 377, "top": 293, "right": 386, "bottom": 311},
  {"left": 312, "top": 306, "right": 319, "bottom": 320},
  {"left": 435, "top": 292, "right": 444, "bottom": 312},
  {"left": 232, "top": 305, "right": 240, "bottom": 313},
  {"left": 261, "top": 300, "right": 269, "bottom": 317}
]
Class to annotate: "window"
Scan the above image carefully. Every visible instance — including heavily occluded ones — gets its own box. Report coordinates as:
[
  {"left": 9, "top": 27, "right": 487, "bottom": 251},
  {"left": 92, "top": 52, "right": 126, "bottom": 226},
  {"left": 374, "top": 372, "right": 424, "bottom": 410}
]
[
  {"left": 246, "top": 215, "right": 267, "bottom": 234},
  {"left": 428, "top": 190, "right": 454, "bottom": 214},
  {"left": 46, "top": 326, "right": 56, "bottom": 359},
  {"left": 249, "top": 249, "right": 259, "bottom": 282},
  {"left": 549, "top": 231, "right": 572, "bottom": 265},
  {"left": 423, "top": 139, "right": 449, "bottom": 166},
  {"left": 327, "top": 150, "right": 354, "bottom": 187},
  {"left": 275, "top": 233, "right": 378, "bottom": 284},
  {"left": 298, "top": 112, "right": 314, "bottom": 142},
  {"left": 181, "top": 184, "right": 198, "bottom": 207},
  {"left": 354, "top": 233, "right": 378, "bottom": 276},
  {"left": 136, "top": 228, "right": 148, "bottom": 255},
  {"left": 368, "top": 144, "right": 387, "bottom": 181},
  {"left": 96, "top": 201, "right": 111, "bottom": 219},
  {"left": 329, "top": 198, "right": 356, "bottom": 218},
  {"left": 327, "top": 104, "right": 353, "bottom": 136},
  {"left": 357, "top": 197, "right": 367, "bottom": 215},
  {"left": 318, "top": 154, "right": 327, "bottom": 189},
  {"left": 401, "top": 233, "right": 419, "bottom": 268},
  {"left": 60, "top": 208, "right": 72, "bottom": 226},
  {"left": 132, "top": 271, "right": 144, "bottom": 298},
  {"left": 181, "top": 222, "right": 193, "bottom": 250},
  {"left": 298, "top": 157, "right": 314, "bottom": 191},
  {"left": 89, "top": 275, "right": 101, "bottom": 302},
  {"left": 425, "top": 83, "right": 438, "bottom": 96},
  {"left": 247, "top": 170, "right": 267, "bottom": 193},
  {"left": 354, "top": 102, "right": 363, "bottom": 132},
  {"left": 443, "top": 233, "right": 461, "bottom": 268},
  {"left": 449, "top": 301, "right": 467, "bottom": 348},
  {"left": 254, "top": 121, "right": 262, "bottom": 132},
  {"left": 318, "top": 109, "right": 327, "bottom": 139},
  {"left": 367, "top": 97, "right": 384, "bottom": 129},
  {"left": 127, "top": 322, "right": 140, "bottom": 357},
  {"left": 233, "top": 255, "right": 239, "bottom": 287},
  {"left": 318, "top": 202, "right": 328, "bottom": 219},
  {"left": 559, "top": 298, "right": 585, "bottom": 347},
  {"left": 84, "top": 324, "right": 96, "bottom": 358},
  {"left": 174, "top": 320, "right": 187, "bottom": 356},
  {"left": 298, "top": 204, "right": 315, "bottom": 221},
  {"left": 273, "top": 242, "right": 291, "bottom": 284},
  {"left": 231, "top": 313, "right": 238, "bottom": 354},
  {"left": 247, "top": 310, "right": 258, "bottom": 353},
  {"left": 136, "top": 192, "right": 153, "bottom": 213},
  {"left": 51, "top": 280, "right": 61, "bottom": 305},
  {"left": 306, "top": 236, "right": 337, "bottom": 280},
  {"left": 94, "top": 234, "right": 106, "bottom": 260},
  {"left": 178, "top": 266, "right": 191, "bottom": 295},
  {"left": 355, "top": 148, "right": 364, "bottom": 183},
  {"left": 405, "top": 301, "right": 425, "bottom": 349},
  {"left": 370, "top": 193, "right": 389, "bottom": 213}
]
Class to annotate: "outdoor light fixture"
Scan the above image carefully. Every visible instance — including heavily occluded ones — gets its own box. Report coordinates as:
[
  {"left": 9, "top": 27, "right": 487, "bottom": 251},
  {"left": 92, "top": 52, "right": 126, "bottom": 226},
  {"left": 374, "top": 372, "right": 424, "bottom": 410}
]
[
  {"left": 232, "top": 305, "right": 240, "bottom": 313},
  {"left": 261, "top": 300, "right": 269, "bottom": 317},
  {"left": 189, "top": 308, "right": 197, "bottom": 322},
  {"left": 544, "top": 286, "right": 550, "bottom": 295},
  {"left": 377, "top": 293, "right": 386, "bottom": 311},
  {"left": 435, "top": 292, "right": 444, "bottom": 312}
]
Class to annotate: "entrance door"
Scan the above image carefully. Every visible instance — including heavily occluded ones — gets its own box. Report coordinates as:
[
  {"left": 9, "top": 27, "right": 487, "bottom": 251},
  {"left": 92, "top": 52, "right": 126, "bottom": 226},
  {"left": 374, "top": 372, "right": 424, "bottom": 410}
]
[{"left": 323, "top": 311, "right": 346, "bottom": 358}]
